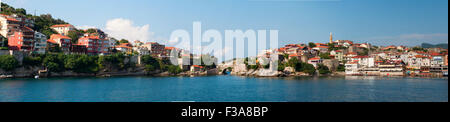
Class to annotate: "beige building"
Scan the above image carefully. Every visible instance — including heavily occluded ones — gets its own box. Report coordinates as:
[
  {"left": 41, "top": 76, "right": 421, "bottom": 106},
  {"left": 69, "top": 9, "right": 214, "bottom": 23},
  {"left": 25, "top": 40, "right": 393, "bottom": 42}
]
[{"left": 50, "top": 24, "right": 75, "bottom": 36}]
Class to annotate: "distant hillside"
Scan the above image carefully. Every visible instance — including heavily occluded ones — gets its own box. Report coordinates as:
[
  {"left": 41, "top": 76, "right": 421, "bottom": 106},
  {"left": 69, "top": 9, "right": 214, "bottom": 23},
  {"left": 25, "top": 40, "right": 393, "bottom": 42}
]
[
  {"left": 421, "top": 43, "right": 448, "bottom": 49},
  {"left": 1, "top": 3, "right": 68, "bottom": 38}
]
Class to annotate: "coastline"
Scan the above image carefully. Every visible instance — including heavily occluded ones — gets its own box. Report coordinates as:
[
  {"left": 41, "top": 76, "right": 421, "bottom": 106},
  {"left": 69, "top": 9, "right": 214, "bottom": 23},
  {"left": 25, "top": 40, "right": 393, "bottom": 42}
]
[{"left": 2, "top": 68, "right": 447, "bottom": 79}]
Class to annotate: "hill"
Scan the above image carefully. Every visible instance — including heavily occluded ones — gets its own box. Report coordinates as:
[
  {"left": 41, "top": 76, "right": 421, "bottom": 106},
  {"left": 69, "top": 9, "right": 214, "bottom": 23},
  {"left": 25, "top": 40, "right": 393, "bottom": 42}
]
[
  {"left": 421, "top": 43, "right": 448, "bottom": 49},
  {"left": 1, "top": 3, "right": 69, "bottom": 38}
]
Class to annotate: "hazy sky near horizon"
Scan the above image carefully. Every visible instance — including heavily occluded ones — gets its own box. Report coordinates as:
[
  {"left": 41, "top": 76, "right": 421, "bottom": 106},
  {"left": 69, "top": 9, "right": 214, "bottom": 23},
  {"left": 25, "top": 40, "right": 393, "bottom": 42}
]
[{"left": 2, "top": 0, "right": 448, "bottom": 46}]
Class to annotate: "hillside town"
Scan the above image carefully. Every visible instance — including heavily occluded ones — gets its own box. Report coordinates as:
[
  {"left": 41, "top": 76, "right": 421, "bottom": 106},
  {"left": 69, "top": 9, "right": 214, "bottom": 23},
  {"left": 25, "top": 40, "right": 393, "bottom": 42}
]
[
  {"left": 0, "top": 3, "right": 448, "bottom": 78},
  {"left": 0, "top": 8, "right": 219, "bottom": 78},
  {"left": 234, "top": 32, "right": 448, "bottom": 77}
]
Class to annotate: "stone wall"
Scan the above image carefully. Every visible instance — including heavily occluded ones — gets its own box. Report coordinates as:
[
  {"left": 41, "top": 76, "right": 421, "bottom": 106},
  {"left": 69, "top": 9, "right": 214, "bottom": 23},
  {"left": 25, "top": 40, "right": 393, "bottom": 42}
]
[{"left": 323, "top": 59, "right": 339, "bottom": 71}]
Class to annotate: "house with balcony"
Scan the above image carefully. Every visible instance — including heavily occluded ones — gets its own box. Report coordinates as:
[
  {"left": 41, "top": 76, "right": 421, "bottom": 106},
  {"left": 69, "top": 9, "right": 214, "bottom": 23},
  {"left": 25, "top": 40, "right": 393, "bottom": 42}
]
[
  {"left": 115, "top": 43, "right": 133, "bottom": 54},
  {"left": 33, "top": 32, "right": 47, "bottom": 54},
  {"left": 8, "top": 27, "right": 35, "bottom": 52},
  {"left": 351, "top": 56, "right": 375, "bottom": 68},
  {"left": 307, "top": 57, "right": 322, "bottom": 68},
  {"left": 345, "top": 61, "right": 360, "bottom": 75},
  {"left": 142, "top": 42, "right": 165, "bottom": 57},
  {"left": 77, "top": 35, "right": 110, "bottom": 55},
  {"left": 379, "top": 63, "right": 405, "bottom": 76},
  {"left": 48, "top": 34, "right": 72, "bottom": 53},
  {"left": 0, "top": 14, "right": 23, "bottom": 38}
]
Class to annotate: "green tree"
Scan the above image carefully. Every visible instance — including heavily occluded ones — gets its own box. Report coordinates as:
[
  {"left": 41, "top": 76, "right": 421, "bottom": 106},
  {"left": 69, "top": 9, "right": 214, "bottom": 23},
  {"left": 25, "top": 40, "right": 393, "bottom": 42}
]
[
  {"left": 85, "top": 28, "right": 97, "bottom": 34},
  {"left": 337, "top": 64, "right": 345, "bottom": 72},
  {"left": 318, "top": 64, "right": 331, "bottom": 74},
  {"left": 67, "top": 30, "right": 82, "bottom": 44},
  {"left": 0, "top": 55, "right": 19, "bottom": 71},
  {"left": 319, "top": 53, "right": 331, "bottom": 59},
  {"left": 308, "top": 42, "right": 317, "bottom": 48},
  {"left": 287, "top": 58, "right": 302, "bottom": 71},
  {"left": 43, "top": 54, "right": 65, "bottom": 72},
  {"left": 278, "top": 60, "right": 287, "bottom": 71},
  {"left": 167, "top": 65, "right": 182, "bottom": 74},
  {"left": 142, "top": 55, "right": 161, "bottom": 71},
  {"left": 15, "top": 8, "right": 27, "bottom": 15},
  {"left": 23, "top": 56, "right": 42, "bottom": 67},
  {"left": 119, "top": 39, "right": 129, "bottom": 44},
  {"left": 300, "top": 63, "right": 316, "bottom": 75}
]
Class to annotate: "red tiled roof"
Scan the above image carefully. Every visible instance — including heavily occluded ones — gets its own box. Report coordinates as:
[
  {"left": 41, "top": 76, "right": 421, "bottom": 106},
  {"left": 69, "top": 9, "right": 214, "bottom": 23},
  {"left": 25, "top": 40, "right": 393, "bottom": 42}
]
[
  {"left": 352, "top": 56, "right": 369, "bottom": 59},
  {"left": 316, "top": 46, "right": 329, "bottom": 48},
  {"left": 415, "top": 55, "right": 430, "bottom": 58},
  {"left": 289, "top": 54, "right": 300, "bottom": 57},
  {"left": 50, "top": 34, "right": 71, "bottom": 40},
  {"left": 192, "top": 65, "right": 204, "bottom": 68},
  {"left": 309, "top": 57, "right": 321, "bottom": 61},
  {"left": 348, "top": 61, "right": 358, "bottom": 64},
  {"left": 79, "top": 36, "right": 100, "bottom": 40},
  {"left": 6, "top": 18, "right": 19, "bottom": 22},
  {"left": 116, "top": 46, "right": 132, "bottom": 49},
  {"left": 47, "top": 39, "right": 58, "bottom": 44},
  {"left": 165, "top": 47, "right": 176, "bottom": 50}
]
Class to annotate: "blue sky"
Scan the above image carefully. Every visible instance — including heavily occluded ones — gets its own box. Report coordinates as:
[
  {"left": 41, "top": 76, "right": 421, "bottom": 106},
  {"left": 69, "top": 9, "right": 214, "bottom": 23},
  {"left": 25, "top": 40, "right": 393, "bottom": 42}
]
[{"left": 3, "top": 0, "right": 449, "bottom": 46}]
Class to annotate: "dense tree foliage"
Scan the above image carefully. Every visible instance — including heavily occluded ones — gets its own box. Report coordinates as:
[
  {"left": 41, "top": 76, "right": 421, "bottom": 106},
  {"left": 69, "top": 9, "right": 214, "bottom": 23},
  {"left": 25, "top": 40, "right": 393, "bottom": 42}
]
[
  {"left": 300, "top": 63, "right": 316, "bottom": 75},
  {"left": 308, "top": 42, "right": 317, "bottom": 48},
  {"left": 119, "top": 39, "right": 129, "bottom": 44},
  {"left": 319, "top": 53, "right": 331, "bottom": 59},
  {"left": 0, "top": 55, "right": 19, "bottom": 71},
  {"left": 337, "top": 64, "right": 345, "bottom": 72},
  {"left": 317, "top": 64, "right": 331, "bottom": 74},
  {"left": 23, "top": 56, "right": 42, "bottom": 67},
  {"left": 67, "top": 30, "right": 84, "bottom": 44}
]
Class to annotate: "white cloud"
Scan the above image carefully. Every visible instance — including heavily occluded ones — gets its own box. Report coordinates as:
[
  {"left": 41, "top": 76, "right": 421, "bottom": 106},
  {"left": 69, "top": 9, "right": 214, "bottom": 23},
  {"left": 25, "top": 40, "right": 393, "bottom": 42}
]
[{"left": 105, "top": 18, "right": 154, "bottom": 43}]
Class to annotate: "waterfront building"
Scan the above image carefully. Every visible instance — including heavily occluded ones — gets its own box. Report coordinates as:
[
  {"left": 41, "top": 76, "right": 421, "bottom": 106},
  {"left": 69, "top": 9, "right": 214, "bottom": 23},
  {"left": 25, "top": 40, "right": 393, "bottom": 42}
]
[
  {"left": 142, "top": 42, "right": 165, "bottom": 57},
  {"left": 8, "top": 27, "right": 35, "bottom": 51},
  {"left": 77, "top": 35, "right": 110, "bottom": 55},
  {"left": 133, "top": 46, "right": 149, "bottom": 56},
  {"left": 163, "top": 47, "right": 180, "bottom": 58},
  {"left": 71, "top": 44, "right": 87, "bottom": 54},
  {"left": 307, "top": 57, "right": 322, "bottom": 68},
  {"left": 191, "top": 65, "right": 205, "bottom": 73},
  {"left": 50, "top": 24, "right": 75, "bottom": 36},
  {"left": 33, "top": 32, "right": 47, "bottom": 54},
  {"left": 345, "top": 61, "right": 360, "bottom": 75},
  {"left": 115, "top": 43, "right": 133, "bottom": 54},
  {"left": 430, "top": 53, "right": 445, "bottom": 67},
  {"left": 48, "top": 34, "right": 72, "bottom": 53},
  {"left": 350, "top": 56, "right": 375, "bottom": 68},
  {"left": 379, "top": 63, "right": 405, "bottom": 76}
]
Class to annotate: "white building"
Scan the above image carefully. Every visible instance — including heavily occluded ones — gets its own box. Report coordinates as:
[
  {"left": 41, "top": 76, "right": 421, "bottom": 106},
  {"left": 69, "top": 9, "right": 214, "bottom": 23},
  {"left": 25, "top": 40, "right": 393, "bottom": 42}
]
[
  {"left": 345, "top": 61, "right": 360, "bottom": 75},
  {"left": 351, "top": 56, "right": 375, "bottom": 68},
  {"left": 50, "top": 24, "right": 75, "bottom": 36}
]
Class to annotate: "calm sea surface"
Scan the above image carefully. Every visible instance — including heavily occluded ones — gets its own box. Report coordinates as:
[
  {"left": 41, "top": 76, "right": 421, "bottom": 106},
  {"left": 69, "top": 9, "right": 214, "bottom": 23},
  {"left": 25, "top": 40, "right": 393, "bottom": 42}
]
[{"left": 0, "top": 76, "right": 447, "bottom": 102}]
